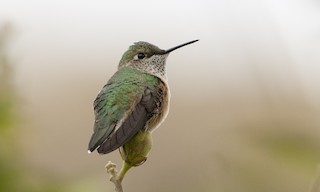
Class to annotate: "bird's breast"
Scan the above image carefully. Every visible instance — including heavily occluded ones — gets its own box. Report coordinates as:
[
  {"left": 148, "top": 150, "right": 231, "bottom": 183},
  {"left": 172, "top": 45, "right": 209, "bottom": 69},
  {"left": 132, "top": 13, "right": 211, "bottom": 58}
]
[{"left": 146, "top": 80, "right": 170, "bottom": 132}]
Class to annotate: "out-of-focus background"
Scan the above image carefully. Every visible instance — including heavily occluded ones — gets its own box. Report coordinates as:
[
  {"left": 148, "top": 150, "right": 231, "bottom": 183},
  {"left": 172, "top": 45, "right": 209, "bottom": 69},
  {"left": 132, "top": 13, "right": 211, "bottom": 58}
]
[{"left": 1, "top": 1, "right": 320, "bottom": 192}]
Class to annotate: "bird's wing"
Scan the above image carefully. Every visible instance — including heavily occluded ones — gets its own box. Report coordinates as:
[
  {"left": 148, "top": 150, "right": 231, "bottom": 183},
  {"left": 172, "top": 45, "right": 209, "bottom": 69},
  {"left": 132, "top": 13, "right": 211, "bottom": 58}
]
[
  {"left": 88, "top": 72, "right": 161, "bottom": 154},
  {"left": 96, "top": 87, "right": 159, "bottom": 154}
]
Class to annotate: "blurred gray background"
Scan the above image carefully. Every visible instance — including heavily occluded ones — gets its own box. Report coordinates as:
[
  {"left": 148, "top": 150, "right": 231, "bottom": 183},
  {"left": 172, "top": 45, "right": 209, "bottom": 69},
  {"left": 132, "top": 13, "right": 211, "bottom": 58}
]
[{"left": 1, "top": 0, "right": 320, "bottom": 192}]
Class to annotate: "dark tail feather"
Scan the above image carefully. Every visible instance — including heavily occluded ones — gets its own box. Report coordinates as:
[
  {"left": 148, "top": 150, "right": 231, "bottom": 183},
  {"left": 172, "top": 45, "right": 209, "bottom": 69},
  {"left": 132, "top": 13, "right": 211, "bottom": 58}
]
[
  {"left": 97, "top": 103, "right": 147, "bottom": 154},
  {"left": 88, "top": 123, "right": 115, "bottom": 153}
]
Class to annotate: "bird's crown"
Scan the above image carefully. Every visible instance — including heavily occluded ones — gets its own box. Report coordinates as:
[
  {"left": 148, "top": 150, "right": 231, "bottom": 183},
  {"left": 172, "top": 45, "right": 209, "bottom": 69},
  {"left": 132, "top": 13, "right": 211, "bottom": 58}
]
[{"left": 118, "top": 41, "right": 165, "bottom": 68}]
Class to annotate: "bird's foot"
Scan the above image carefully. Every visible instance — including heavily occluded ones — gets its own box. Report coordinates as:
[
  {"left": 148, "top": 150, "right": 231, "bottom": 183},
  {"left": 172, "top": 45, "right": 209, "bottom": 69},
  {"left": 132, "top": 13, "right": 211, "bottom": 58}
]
[{"left": 105, "top": 161, "right": 123, "bottom": 192}]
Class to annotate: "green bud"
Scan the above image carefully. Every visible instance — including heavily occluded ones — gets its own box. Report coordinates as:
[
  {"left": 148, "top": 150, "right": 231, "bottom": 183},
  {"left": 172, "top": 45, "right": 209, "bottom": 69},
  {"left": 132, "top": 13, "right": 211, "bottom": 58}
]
[{"left": 120, "top": 131, "right": 152, "bottom": 167}]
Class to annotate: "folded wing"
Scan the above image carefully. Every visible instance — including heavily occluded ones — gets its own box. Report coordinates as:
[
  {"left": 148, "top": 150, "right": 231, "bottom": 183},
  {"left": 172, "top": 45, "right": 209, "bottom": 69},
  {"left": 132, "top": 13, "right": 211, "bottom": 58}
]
[{"left": 88, "top": 77, "right": 160, "bottom": 154}]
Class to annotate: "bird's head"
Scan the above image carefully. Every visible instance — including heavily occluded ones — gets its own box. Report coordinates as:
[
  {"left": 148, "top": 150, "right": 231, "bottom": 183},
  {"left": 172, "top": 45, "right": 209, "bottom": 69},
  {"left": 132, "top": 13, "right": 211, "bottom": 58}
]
[{"left": 118, "top": 40, "right": 199, "bottom": 78}]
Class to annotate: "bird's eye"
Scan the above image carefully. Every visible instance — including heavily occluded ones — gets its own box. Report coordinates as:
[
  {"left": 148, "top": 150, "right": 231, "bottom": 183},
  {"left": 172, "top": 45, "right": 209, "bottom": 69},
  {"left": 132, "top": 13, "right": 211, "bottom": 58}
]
[{"left": 135, "top": 53, "right": 145, "bottom": 60}]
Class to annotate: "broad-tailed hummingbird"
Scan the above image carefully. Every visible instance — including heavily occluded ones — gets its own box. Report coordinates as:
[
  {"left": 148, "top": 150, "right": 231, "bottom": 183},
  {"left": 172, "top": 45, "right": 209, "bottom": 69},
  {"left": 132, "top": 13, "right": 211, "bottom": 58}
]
[{"left": 88, "top": 39, "right": 199, "bottom": 186}]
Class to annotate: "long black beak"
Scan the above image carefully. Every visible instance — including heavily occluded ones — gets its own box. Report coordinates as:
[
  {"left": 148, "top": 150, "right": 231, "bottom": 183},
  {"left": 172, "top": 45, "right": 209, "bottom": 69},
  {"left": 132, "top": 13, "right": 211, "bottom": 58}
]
[{"left": 164, "top": 39, "right": 199, "bottom": 54}]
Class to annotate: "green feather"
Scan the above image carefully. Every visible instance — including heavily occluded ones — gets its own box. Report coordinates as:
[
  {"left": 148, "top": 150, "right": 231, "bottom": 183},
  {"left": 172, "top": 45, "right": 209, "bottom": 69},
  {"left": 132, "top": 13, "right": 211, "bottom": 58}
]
[
  {"left": 119, "top": 41, "right": 165, "bottom": 68},
  {"left": 88, "top": 66, "right": 159, "bottom": 152}
]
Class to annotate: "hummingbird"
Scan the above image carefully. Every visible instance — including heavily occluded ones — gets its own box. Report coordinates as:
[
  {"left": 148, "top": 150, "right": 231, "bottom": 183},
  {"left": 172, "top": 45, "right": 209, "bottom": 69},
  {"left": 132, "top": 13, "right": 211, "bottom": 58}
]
[{"left": 88, "top": 40, "right": 199, "bottom": 185}]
